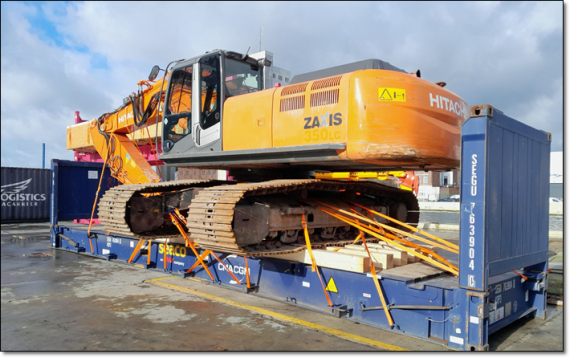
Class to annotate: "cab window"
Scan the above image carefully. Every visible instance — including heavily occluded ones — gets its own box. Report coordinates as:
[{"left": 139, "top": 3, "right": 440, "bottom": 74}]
[
  {"left": 164, "top": 66, "right": 192, "bottom": 145},
  {"left": 199, "top": 55, "right": 221, "bottom": 130},
  {"left": 224, "top": 58, "right": 262, "bottom": 98}
]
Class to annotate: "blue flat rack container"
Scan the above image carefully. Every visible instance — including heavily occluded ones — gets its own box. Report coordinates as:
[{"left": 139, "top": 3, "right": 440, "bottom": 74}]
[{"left": 50, "top": 105, "right": 551, "bottom": 351}]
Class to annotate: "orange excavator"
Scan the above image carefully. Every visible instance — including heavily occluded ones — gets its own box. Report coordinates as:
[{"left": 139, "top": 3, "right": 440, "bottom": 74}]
[{"left": 70, "top": 49, "right": 467, "bottom": 256}]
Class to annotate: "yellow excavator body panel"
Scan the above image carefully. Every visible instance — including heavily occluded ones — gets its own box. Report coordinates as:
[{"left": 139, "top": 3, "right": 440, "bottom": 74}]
[{"left": 222, "top": 69, "right": 467, "bottom": 171}]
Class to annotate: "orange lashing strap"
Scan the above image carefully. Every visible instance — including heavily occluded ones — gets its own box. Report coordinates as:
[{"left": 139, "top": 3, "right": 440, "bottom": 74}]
[
  {"left": 186, "top": 250, "right": 211, "bottom": 274},
  {"left": 354, "top": 200, "right": 458, "bottom": 251},
  {"left": 209, "top": 251, "right": 243, "bottom": 285},
  {"left": 301, "top": 214, "right": 333, "bottom": 307},
  {"left": 328, "top": 207, "right": 458, "bottom": 275},
  {"left": 312, "top": 199, "right": 458, "bottom": 254},
  {"left": 169, "top": 212, "right": 214, "bottom": 280},
  {"left": 346, "top": 207, "right": 457, "bottom": 254},
  {"left": 318, "top": 198, "right": 452, "bottom": 253},
  {"left": 88, "top": 235, "right": 94, "bottom": 254},
  {"left": 349, "top": 201, "right": 459, "bottom": 251},
  {"left": 367, "top": 211, "right": 387, "bottom": 236},
  {"left": 332, "top": 208, "right": 370, "bottom": 253},
  {"left": 128, "top": 239, "right": 146, "bottom": 263},
  {"left": 332, "top": 231, "right": 363, "bottom": 252},
  {"left": 169, "top": 209, "right": 243, "bottom": 285},
  {"left": 301, "top": 214, "right": 317, "bottom": 273},
  {"left": 316, "top": 201, "right": 458, "bottom": 273},
  {"left": 361, "top": 235, "right": 394, "bottom": 328},
  {"left": 174, "top": 208, "right": 187, "bottom": 225},
  {"left": 163, "top": 239, "right": 169, "bottom": 270},
  {"left": 183, "top": 244, "right": 215, "bottom": 281},
  {"left": 383, "top": 232, "right": 458, "bottom": 272},
  {"left": 87, "top": 139, "right": 113, "bottom": 251},
  {"left": 512, "top": 270, "right": 528, "bottom": 281},
  {"left": 337, "top": 213, "right": 458, "bottom": 275},
  {"left": 147, "top": 240, "right": 152, "bottom": 266},
  {"left": 311, "top": 204, "right": 458, "bottom": 276},
  {"left": 244, "top": 256, "right": 251, "bottom": 289},
  {"left": 315, "top": 267, "right": 334, "bottom": 308}
]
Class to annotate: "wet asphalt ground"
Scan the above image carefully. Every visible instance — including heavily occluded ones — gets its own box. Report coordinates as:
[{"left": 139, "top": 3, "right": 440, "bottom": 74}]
[{"left": 1, "top": 222, "right": 563, "bottom": 352}]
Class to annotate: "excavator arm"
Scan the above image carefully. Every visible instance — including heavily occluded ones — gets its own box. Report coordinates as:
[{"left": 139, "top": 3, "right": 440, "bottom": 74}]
[{"left": 89, "top": 77, "right": 167, "bottom": 185}]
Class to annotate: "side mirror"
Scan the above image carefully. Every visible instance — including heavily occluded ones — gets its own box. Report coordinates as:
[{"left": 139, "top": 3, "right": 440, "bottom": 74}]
[{"left": 148, "top": 65, "right": 161, "bottom": 81}]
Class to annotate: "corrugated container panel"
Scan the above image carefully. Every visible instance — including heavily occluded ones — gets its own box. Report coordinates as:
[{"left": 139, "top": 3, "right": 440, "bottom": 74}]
[
  {"left": 484, "top": 111, "right": 550, "bottom": 274},
  {"left": 1, "top": 167, "right": 51, "bottom": 222}
]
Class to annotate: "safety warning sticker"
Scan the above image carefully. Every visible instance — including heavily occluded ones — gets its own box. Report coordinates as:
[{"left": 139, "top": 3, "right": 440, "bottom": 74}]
[
  {"left": 326, "top": 277, "right": 338, "bottom": 293},
  {"left": 378, "top": 88, "right": 406, "bottom": 102},
  {"left": 489, "top": 307, "right": 504, "bottom": 324}
]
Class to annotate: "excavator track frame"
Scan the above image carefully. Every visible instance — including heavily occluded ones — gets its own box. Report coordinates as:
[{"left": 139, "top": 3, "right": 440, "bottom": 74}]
[
  {"left": 98, "top": 179, "right": 215, "bottom": 238},
  {"left": 98, "top": 179, "right": 418, "bottom": 257},
  {"left": 188, "top": 179, "right": 419, "bottom": 257}
]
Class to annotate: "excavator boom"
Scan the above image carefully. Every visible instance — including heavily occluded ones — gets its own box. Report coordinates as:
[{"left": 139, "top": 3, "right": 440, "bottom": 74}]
[{"left": 88, "top": 77, "right": 165, "bottom": 185}]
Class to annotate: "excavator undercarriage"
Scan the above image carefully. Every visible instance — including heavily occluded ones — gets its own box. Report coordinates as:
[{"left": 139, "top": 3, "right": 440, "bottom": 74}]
[{"left": 98, "top": 179, "right": 419, "bottom": 257}]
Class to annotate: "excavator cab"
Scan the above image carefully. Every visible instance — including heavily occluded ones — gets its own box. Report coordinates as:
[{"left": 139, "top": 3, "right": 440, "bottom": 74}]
[
  {"left": 162, "top": 50, "right": 264, "bottom": 155},
  {"left": 159, "top": 52, "right": 468, "bottom": 178}
]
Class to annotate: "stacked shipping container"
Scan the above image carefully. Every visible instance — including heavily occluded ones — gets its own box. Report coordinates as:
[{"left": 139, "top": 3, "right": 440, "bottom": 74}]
[{"left": 1, "top": 167, "right": 50, "bottom": 222}]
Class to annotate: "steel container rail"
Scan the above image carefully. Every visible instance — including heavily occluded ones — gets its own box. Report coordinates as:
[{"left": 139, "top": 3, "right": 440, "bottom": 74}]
[{"left": 1, "top": 167, "right": 50, "bottom": 222}]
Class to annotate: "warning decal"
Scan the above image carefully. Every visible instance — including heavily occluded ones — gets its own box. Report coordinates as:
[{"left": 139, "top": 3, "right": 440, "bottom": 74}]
[
  {"left": 326, "top": 277, "right": 338, "bottom": 293},
  {"left": 378, "top": 88, "right": 406, "bottom": 102}
]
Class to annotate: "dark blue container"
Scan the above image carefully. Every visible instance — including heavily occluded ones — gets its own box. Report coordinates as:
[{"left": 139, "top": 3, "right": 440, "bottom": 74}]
[
  {"left": 50, "top": 159, "right": 119, "bottom": 224},
  {"left": 1, "top": 167, "right": 51, "bottom": 222},
  {"left": 459, "top": 105, "right": 551, "bottom": 291}
]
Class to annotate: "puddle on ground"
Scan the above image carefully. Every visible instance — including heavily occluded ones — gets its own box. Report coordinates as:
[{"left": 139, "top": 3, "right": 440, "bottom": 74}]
[
  {"left": 112, "top": 303, "right": 198, "bottom": 323},
  {"left": 215, "top": 314, "right": 277, "bottom": 332},
  {"left": 1, "top": 287, "right": 16, "bottom": 302}
]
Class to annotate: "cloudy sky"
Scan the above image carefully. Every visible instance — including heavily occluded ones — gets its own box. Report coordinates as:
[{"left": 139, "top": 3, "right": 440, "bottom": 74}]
[{"left": 1, "top": 1, "right": 563, "bottom": 169}]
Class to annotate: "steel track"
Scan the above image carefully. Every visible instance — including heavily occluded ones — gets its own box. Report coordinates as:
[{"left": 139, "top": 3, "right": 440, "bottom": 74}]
[
  {"left": 187, "top": 179, "right": 419, "bottom": 257},
  {"left": 97, "top": 179, "right": 213, "bottom": 239},
  {"left": 97, "top": 179, "right": 419, "bottom": 257}
]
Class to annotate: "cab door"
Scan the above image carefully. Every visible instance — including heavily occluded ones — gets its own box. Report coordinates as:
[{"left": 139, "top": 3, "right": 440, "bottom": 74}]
[
  {"left": 191, "top": 54, "right": 222, "bottom": 147},
  {"left": 162, "top": 64, "right": 193, "bottom": 153}
]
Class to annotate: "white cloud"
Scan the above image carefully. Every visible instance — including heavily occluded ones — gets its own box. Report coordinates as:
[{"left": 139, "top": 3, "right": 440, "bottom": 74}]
[
  {"left": 0, "top": 1, "right": 563, "bottom": 170},
  {"left": 1, "top": 2, "right": 114, "bottom": 168}
]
